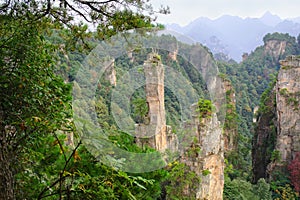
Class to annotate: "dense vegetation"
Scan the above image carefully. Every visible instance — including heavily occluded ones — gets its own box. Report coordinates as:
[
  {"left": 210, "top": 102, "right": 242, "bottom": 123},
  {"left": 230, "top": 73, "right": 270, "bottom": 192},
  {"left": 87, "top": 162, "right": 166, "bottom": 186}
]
[
  {"left": 1, "top": 0, "right": 300, "bottom": 199},
  {"left": 0, "top": 0, "right": 213, "bottom": 198},
  {"left": 219, "top": 32, "right": 300, "bottom": 199},
  {"left": 0, "top": 0, "right": 171, "bottom": 199}
]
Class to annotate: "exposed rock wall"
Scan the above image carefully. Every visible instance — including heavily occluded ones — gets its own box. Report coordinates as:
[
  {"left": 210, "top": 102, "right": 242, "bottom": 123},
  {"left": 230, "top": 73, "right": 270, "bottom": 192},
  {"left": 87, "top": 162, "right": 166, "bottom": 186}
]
[
  {"left": 104, "top": 59, "right": 117, "bottom": 87},
  {"left": 264, "top": 40, "right": 287, "bottom": 60},
  {"left": 168, "top": 48, "right": 178, "bottom": 61},
  {"left": 135, "top": 53, "right": 224, "bottom": 199},
  {"left": 252, "top": 55, "right": 300, "bottom": 181},
  {"left": 222, "top": 78, "right": 238, "bottom": 152},
  {"left": 252, "top": 89, "right": 277, "bottom": 183},
  {"left": 268, "top": 56, "right": 300, "bottom": 175},
  {"left": 197, "top": 115, "right": 224, "bottom": 200},
  {"left": 181, "top": 104, "right": 224, "bottom": 200},
  {"left": 135, "top": 53, "right": 177, "bottom": 152}
]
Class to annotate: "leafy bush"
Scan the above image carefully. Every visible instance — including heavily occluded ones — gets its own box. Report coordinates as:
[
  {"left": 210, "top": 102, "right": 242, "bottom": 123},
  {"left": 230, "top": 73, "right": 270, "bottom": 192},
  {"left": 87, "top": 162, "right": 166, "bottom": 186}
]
[
  {"left": 273, "top": 184, "right": 299, "bottom": 200},
  {"left": 132, "top": 98, "right": 149, "bottom": 123},
  {"left": 255, "top": 178, "right": 272, "bottom": 200},
  {"left": 288, "top": 152, "right": 300, "bottom": 193},
  {"left": 263, "top": 32, "right": 296, "bottom": 44},
  {"left": 165, "top": 162, "right": 200, "bottom": 200},
  {"left": 271, "top": 150, "right": 281, "bottom": 162},
  {"left": 197, "top": 98, "right": 214, "bottom": 119},
  {"left": 223, "top": 177, "right": 259, "bottom": 200}
]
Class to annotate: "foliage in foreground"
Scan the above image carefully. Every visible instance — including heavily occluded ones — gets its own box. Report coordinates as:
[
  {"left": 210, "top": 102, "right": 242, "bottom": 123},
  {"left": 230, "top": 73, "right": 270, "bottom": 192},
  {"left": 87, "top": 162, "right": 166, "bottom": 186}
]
[
  {"left": 16, "top": 133, "right": 168, "bottom": 199},
  {"left": 224, "top": 177, "right": 272, "bottom": 200}
]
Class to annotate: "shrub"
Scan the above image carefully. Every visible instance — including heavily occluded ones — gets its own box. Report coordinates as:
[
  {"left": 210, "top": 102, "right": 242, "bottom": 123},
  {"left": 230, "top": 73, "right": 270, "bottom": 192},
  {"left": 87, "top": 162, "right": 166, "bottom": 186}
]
[
  {"left": 288, "top": 152, "right": 300, "bottom": 193},
  {"left": 255, "top": 178, "right": 272, "bottom": 200},
  {"left": 197, "top": 98, "right": 215, "bottom": 119}
]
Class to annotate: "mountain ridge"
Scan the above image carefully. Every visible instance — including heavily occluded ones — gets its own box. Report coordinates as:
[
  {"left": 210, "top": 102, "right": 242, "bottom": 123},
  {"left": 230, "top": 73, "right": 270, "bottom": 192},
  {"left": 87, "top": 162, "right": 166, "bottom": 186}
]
[{"left": 166, "top": 12, "right": 300, "bottom": 61}]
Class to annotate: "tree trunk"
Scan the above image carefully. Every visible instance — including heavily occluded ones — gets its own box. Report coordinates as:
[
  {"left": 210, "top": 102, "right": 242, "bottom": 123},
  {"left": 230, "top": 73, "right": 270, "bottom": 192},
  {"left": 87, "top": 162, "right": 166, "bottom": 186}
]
[{"left": 0, "top": 130, "right": 15, "bottom": 200}]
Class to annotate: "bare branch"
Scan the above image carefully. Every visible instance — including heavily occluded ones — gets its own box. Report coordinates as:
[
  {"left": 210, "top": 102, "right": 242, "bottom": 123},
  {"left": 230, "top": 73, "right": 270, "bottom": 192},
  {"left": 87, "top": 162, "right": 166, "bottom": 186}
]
[
  {"left": 37, "top": 174, "right": 70, "bottom": 199},
  {"left": 0, "top": 0, "right": 10, "bottom": 11},
  {"left": 64, "top": 0, "right": 92, "bottom": 23},
  {"left": 75, "top": 0, "right": 112, "bottom": 18},
  {"left": 59, "top": 140, "right": 81, "bottom": 199},
  {"left": 79, "top": 0, "right": 117, "bottom": 4},
  {"left": 34, "top": 0, "right": 51, "bottom": 21}
]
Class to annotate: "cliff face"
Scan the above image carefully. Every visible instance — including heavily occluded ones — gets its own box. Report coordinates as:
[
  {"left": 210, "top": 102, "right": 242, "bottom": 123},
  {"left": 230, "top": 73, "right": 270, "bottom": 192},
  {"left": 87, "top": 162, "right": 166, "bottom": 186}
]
[
  {"left": 222, "top": 78, "right": 238, "bottom": 152},
  {"left": 177, "top": 105, "right": 224, "bottom": 200},
  {"left": 264, "top": 40, "right": 287, "bottom": 60},
  {"left": 252, "top": 89, "right": 276, "bottom": 182},
  {"left": 268, "top": 56, "right": 300, "bottom": 175},
  {"left": 104, "top": 59, "right": 117, "bottom": 87},
  {"left": 135, "top": 53, "right": 224, "bottom": 200},
  {"left": 253, "top": 56, "right": 300, "bottom": 182},
  {"left": 168, "top": 48, "right": 178, "bottom": 61},
  {"left": 135, "top": 53, "right": 177, "bottom": 152}
]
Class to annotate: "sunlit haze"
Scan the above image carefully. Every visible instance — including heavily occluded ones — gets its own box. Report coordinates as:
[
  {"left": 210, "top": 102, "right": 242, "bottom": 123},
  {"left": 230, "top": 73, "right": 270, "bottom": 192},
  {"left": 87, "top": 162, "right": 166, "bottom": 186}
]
[{"left": 152, "top": 0, "right": 300, "bottom": 26}]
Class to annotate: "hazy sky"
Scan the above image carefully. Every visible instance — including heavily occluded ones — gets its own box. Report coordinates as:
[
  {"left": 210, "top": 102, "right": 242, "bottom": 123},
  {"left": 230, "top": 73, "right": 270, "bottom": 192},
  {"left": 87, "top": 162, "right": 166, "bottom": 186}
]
[{"left": 151, "top": 0, "right": 300, "bottom": 26}]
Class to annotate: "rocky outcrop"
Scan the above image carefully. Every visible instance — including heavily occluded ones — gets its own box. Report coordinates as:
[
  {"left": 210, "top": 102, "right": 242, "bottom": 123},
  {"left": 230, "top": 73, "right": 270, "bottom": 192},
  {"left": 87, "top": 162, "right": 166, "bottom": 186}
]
[
  {"left": 252, "top": 89, "right": 277, "bottom": 183},
  {"left": 135, "top": 53, "right": 224, "bottom": 199},
  {"left": 268, "top": 56, "right": 300, "bottom": 175},
  {"left": 264, "top": 40, "right": 286, "bottom": 60},
  {"left": 135, "top": 53, "right": 177, "bottom": 152},
  {"left": 222, "top": 78, "right": 238, "bottom": 152},
  {"left": 182, "top": 106, "right": 224, "bottom": 200},
  {"left": 104, "top": 59, "right": 117, "bottom": 87},
  {"left": 252, "top": 55, "right": 300, "bottom": 182},
  {"left": 242, "top": 53, "right": 249, "bottom": 62},
  {"left": 168, "top": 48, "right": 178, "bottom": 61}
]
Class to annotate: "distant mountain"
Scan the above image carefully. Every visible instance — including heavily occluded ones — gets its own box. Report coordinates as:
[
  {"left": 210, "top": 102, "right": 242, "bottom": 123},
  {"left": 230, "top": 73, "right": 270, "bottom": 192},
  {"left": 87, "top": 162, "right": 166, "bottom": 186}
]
[
  {"left": 259, "top": 11, "right": 282, "bottom": 26},
  {"left": 289, "top": 16, "right": 300, "bottom": 24},
  {"left": 274, "top": 20, "right": 300, "bottom": 36},
  {"left": 167, "top": 23, "right": 183, "bottom": 33},
  {"left": 166, "top": 12, "right": 300, "bottom": 61}
]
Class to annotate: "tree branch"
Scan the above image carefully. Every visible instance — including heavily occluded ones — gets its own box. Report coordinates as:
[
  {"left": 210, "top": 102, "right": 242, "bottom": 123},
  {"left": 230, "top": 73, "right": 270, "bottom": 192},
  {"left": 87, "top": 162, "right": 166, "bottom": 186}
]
[
  {"left": 34, "top": 0, "right": 51, "bottom": 21},
  {"left": 37, "top": 140, "right": 82, "bottom": 199},
  {"left": 37, "top": 175, "right": 70, "bottom": 199},
  {"left": 53, "top": 132, "right": 67, "bottom": 162},
  {"left": 64, "top": 0, "right": 92, "bottom": 23},
  {"left": 59, "top": 140, "right": 81, "bottom": 199},
  {"left": 78, "top": 0, "right": 117, "bottom": 4},
  {"left": 0, "top": 0, "right": 10, "bottom": 11},
  {"left": 75, "top": 0, "right": 112, "bottom": 18}
]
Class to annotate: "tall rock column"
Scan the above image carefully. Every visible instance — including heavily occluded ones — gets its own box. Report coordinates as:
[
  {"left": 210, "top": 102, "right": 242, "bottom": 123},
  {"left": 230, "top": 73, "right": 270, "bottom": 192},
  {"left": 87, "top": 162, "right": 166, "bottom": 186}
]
[
  {"left": 222, "top": 78, "right": 238, "bottom": 153},
  {"left": 135, "top": 53, "right": 224, "bottom": 199},
  {"left": 268, "top": 56, "right": 300, "bottom": 175},
  {"left": 253, "top": 56, "right": 300, "bottom": 181},
  {"left": 252, "top": 89, "right": 276, "bottom": 182},
  {"left": 135, "top": 53, "right": 177, "bottom": 151},
  {"left": 144, "top": 53, "right": 167, "bottom": 150},
  {"left": 104, "top": 59, "right": 117, "bottom": 87},
  {"left": 182, "top": 104, "right": 224, "bottom": 200}
]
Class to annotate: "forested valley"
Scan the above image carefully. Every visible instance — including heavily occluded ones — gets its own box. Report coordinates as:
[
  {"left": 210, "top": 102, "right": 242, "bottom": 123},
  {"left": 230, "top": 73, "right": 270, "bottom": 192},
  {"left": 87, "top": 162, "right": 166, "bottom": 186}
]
[{"left": 1, "top": 1, "right": 300, "bottom": 199}]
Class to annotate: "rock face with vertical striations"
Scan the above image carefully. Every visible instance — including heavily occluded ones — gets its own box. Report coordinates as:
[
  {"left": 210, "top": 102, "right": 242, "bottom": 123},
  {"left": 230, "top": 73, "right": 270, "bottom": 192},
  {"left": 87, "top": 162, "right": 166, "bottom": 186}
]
[
  {"left": 252, "top": 55, "right": 300, "bottom": 182},
  {"left": 264, "top": 40, "right": 287, "bottom": 60},
  {"left": 135, "top": 53, "right": 224, "bottom": 200},
  {"left": 104, "top": 59, "right": 117, "bottom": 87},
  {"left": 252, "top": 89, "right": 277, "bottom": 182},
  {"left": 268, "top": 56, "right": 300, "bottom": 176},
  {"left": 222, "top": 78, "right": 238, "bottom": 153},
  {"left": 182, "top": 104, "right": 224, "bottom": 200},
  {"left": 135, "top": 53, "right": 177, "bottom": 152}
]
